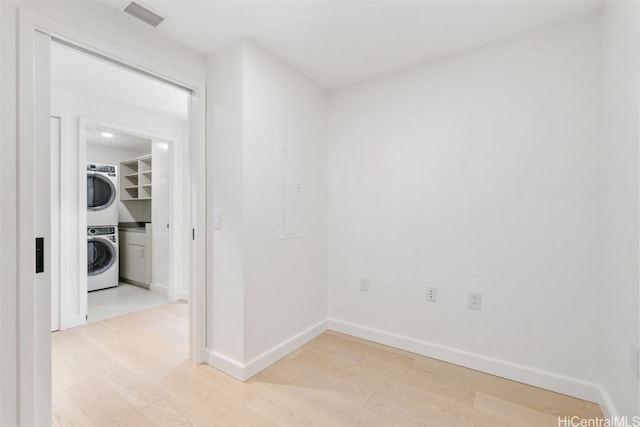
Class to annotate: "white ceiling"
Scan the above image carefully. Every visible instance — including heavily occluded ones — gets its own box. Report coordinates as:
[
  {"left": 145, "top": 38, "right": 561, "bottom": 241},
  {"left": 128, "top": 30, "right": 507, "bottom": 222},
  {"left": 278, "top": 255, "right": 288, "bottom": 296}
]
[
  {"left": 51, "top": 42, "right": 190, "bottom": 120},
  {"left": 86, "top": 126, "right": 152, "bottom": 153},
  {"left": 112, "top": 0, "right": 602, "bottom": 89}
]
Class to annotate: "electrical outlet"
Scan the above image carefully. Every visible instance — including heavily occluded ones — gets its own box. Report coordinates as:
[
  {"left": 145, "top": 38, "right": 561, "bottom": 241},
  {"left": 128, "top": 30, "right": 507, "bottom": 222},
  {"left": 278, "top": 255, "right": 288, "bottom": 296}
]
[
  {"left": 468, "top": 292, "right": 481, "bottom": 310},
  {"left": 359, "top": 277, "right": 369, "bottom": 292},
  {"left": 427, "top": 287, "right": 437, "bottom": 302}
]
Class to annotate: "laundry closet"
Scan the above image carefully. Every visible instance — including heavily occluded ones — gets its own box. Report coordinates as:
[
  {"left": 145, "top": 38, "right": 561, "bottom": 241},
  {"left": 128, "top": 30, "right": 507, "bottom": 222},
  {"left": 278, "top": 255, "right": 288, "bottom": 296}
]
[
  {"left": 86, "top": 131, "right": 169, "bottom": 292},
  {"left": 85, "top": 131, "right": 172, "bottom": 312}
]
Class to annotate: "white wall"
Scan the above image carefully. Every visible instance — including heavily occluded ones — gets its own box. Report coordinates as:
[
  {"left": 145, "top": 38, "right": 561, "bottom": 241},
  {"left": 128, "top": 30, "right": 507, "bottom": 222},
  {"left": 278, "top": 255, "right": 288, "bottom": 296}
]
[
  {"left": 207, "top": 42, "right": 328, "bottom": 378},
  {"left": 328, "top": 15, "right": 603, "bottom": 400},
  {"left": 87, "top": 144, "right": 151, "bottom": 223},
  {"left": 0, "top": 2, "right": 17, "bottom": 424},
  {"left": 207, "top": 43, "right": 246, "bottom": 365},
  {"left": 87, "top": 144, "right": 149, "bottom": 165},
  {"left": 242, "top": 44, "right": 328, "bottom": 362},
  {"left": 600, "top": 0, "right": 640, "bottom": 418},
  {"left": 151, "top": 141, "right": 171, "bottom": 296}
]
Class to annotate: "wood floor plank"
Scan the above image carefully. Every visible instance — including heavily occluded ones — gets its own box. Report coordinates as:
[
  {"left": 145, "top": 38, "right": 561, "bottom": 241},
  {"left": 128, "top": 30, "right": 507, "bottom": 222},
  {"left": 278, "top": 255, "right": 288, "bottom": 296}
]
[
  {"left": 412, "top": 356, "right": 602, "bottom": 418},
  {"left": 246, "top": 384, "right": 396, "bottom": 427},
  {"left": 52, "top": 302, "right": 604, "bottom": 426},
  {"left": 64, "top": 376, "right": 156, "bottom": 427},
  {"left": 139, "top": 395, "right": 213, "bottom": 427},
  {"left": 365, "top": 390, "right": 469, "bottom": 427},
  {"left": 56, "top": 325, "right": 169, "bottom": 409},
  {"left": 51, "top": 338, "right": 93, "bottom": 388},
  {"left": 166, "top": 361, "right": 263, "bottom": 406},
  {"left": 52, "top": 386, "right": 96, "bottom": 427},
  {"left": 365, "top": 383, "right": 516, "bottom": 427},
  {"left": 273, "top": 348, "right": 382, "bottom": 397},
  {"left": 473, "top": 391, "right": 560, "bottom": 426},
  {"left": 314, "top": 332, "right": 416, "bottom": 367},
  {"left": 159, "top": 363, "right": 277, "bottom": 426}
]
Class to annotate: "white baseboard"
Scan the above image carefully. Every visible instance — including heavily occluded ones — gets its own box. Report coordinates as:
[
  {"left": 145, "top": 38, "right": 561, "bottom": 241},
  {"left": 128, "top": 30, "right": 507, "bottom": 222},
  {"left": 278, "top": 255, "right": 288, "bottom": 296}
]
[
  {"left": 328, "top": 318, "right": 603, "bottom": 404},
  {"left": 61, "top": 314, "right": 86, "bottom": 330},
  {"left": 206, "top": 319, "right": 328, "bottom": 382},
  {"left": 149, "top": 282, "right": 168, "bottom": 295},
  {"left": 207, "top": 350, "right": 245, "bottom": 381},
  {"left": 598, "top": 385, "right": 617, "bottom": 419},
  {"left": 243, "top": 319, "right": 328, "bottom": 380},
  {"left": 205, "top": 315, "right": 611, "bottom": 413}
]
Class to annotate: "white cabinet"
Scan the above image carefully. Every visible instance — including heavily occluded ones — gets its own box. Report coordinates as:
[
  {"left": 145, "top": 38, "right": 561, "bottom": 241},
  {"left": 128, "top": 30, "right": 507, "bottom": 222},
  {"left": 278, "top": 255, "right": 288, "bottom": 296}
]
[
  {"left": 119, "top": 225, "right": 152, "bottom": 287},
  {"left": 120, "top": 155, "right": 152, "bottom": 201}
]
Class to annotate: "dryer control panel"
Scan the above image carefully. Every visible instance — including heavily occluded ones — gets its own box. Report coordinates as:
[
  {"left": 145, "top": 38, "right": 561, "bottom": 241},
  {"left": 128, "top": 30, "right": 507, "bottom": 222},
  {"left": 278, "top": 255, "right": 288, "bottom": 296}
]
[{"left": 87, "top": 163, "right": 116, "bottom": 174}]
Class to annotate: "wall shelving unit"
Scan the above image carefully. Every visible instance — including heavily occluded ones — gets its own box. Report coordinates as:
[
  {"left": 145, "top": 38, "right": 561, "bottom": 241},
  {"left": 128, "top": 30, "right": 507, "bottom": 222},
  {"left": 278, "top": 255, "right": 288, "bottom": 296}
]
[{"left": 120, "top": 155, "right": 152, "bottom": 201}]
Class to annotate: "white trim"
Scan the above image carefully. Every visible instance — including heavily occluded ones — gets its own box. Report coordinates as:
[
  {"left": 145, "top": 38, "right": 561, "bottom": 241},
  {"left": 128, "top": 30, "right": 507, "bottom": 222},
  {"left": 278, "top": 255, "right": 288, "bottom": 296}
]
[
  {"left": 62, "top": 315, "right": 86, "bottom": 330},
  {"left": 18, "top": 12, "right": 51, "bottom": 426},
  {"left": 50, "top": 115, "right": 61, "bottom": 333},
  {"left": 149, "top": 283, "right": 168, "bottom": 296},
  {"left": 77, "top": 121, "right": 88, "bottom": 323},
  {"left": 243, "top": 320, "right": 328, "bottom": 380},
  {"left": 328, "top": 318, "right": 603, "bottom": 404},
  {"left": 207, "top": 351, "right": 246, "bottom": 381},
  {"left": 27, "top": 10, "right": 204, "bottom": 92},
  {"left": 80, "top": 116, "right": 178, "bottom": 143},
  {"left": 0, "top": 0, "right": 4, "bottom": 420},
  {"left": 207, "top": 320, "right": 328, "bottom": 381},
  {"left": 597, "top": 386, "right": 617, "bottom": 420},
  {"left": 190, "top": 88, "right": 207, "bottom": 363}
]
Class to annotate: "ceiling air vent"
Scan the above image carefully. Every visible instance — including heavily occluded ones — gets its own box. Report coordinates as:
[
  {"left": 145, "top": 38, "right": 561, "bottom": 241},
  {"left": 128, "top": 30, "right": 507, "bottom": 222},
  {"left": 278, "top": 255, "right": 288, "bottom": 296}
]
[{"left": 123, "top": 2, "right": 165, "bottom": 27}]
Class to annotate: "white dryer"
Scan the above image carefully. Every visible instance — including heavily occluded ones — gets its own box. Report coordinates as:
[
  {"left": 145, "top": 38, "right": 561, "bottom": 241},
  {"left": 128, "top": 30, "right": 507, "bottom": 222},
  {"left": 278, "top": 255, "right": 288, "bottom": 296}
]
[
  {"left": 87, "top": 226, "right": 119, "bottom": 291},
  {"left": 87, "top": 163, "right": 118, "bottom": 226}
]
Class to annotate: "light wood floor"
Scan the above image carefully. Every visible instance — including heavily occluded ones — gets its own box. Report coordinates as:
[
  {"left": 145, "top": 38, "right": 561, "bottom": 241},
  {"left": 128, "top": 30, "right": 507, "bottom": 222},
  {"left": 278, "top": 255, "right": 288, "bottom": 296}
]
[{"left": 53, "top": 301, "right": 603, "bottom": 426}]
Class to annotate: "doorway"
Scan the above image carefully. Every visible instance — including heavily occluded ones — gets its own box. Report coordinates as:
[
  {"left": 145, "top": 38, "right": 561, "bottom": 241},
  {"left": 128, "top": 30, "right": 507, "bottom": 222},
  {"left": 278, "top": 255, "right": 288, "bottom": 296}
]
[
  {"left": 83, "top": 125, "right": 174, "bottom": 323},
  {"left": 50, "top": 41, "right": 191, "bottom": 329},
  {"left": 17, "top": 13, "right": 207, "bottom": 424}
]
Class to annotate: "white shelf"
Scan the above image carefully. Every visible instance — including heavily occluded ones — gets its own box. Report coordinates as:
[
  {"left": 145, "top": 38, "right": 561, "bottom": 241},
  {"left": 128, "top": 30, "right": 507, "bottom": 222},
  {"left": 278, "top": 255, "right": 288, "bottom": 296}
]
[{"left": 120, "top": 154, "right": 152, "bottom": 202}]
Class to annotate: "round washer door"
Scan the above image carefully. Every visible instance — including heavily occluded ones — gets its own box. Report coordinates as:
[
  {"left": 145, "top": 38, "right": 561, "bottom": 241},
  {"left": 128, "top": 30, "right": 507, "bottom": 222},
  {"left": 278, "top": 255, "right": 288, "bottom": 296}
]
[
  {"left": 87, "top": 237, "right": 117, "bottom": 276},
  {"left": 87, "top": 172, "right": 116, "bottom": 211}
]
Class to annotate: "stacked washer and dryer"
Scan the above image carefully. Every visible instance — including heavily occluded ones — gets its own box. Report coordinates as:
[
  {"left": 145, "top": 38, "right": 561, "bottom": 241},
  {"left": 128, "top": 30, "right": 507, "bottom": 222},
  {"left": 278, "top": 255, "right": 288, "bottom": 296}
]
[{"left": 87, "top": 163, "right": 119, "bottom": 291}]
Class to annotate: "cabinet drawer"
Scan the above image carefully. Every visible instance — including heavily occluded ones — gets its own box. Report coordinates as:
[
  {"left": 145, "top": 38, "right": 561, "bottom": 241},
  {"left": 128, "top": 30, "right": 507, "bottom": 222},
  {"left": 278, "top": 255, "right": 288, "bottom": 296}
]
[{"left": 119, "top": 230, "right": 146, "bottom": 246}]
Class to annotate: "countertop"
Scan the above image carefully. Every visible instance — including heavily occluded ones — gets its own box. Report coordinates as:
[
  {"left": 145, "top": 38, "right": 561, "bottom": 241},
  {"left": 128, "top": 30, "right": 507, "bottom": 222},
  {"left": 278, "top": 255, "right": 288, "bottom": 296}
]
[{"left": 119, "top": 222, "right": 150, "bottom": 232}]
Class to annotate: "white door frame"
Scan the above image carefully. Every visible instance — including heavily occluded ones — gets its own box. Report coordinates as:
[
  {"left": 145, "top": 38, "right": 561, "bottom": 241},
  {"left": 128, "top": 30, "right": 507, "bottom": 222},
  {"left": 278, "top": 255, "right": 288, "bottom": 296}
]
[
  {"left": 50, "top": 115, "right": 61, "bottom": 332},
  {"left": 17, "top": 27, "right": 52, "bottom": 427},
  {"left": 17, "top": 8, "right": 207, "bottom": 424}
]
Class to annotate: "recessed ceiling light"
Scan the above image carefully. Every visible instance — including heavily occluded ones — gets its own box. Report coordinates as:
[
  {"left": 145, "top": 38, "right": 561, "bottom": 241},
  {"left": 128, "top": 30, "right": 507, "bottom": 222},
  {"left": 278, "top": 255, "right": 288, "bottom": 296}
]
[{"left": 101, "top": 132, "right": 114, "bottom": 138}]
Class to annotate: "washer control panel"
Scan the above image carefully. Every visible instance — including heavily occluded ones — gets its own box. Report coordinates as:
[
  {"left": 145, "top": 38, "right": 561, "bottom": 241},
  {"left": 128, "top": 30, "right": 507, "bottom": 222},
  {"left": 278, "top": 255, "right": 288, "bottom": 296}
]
[{"left": 87, "top": 226, "right": 116, "bottom": 236}]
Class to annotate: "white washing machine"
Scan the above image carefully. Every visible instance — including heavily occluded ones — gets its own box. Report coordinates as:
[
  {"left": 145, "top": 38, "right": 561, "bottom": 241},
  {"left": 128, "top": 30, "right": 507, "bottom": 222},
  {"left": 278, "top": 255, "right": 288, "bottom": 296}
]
[
  {"left": 87, "top": 226, "right": 119, "bottom": 291},
  {"left": 87, "top": 163, "right": 118, "bottom": 226}
]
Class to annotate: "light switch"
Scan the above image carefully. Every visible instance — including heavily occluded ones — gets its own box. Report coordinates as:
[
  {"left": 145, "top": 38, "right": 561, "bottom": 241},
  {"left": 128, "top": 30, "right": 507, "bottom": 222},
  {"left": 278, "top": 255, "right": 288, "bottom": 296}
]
[{"left": 213, "top": 209, "right": 222, "bottom": 230}]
